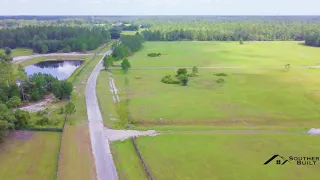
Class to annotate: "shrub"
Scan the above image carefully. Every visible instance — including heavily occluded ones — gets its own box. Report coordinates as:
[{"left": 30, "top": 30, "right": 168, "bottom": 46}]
[
  {"left": 48, "top": 118, "right": 60, "bottom": 126},
  {"left": 6, "top": 96, "right": 22, "bottom": 108},
  {"left": 36, "top": 109, "right": 49, "bottom": 116},
  {"left": 147, "top": 53, "right": 161, "bottom": 57},
  {"left": 14, "top": 109, "right": 30, "bottom": 128},
  {"left": 176, "top": 68, "right": 188, "bottom": 77},
  {"left": 178, "top": 74, "right": 189, "bottom": 86},
  {"left": 59, "top": 107, "right": 64, "bottom": 114},
  {"left": 161, "top": 75, "right": 180, "bottom": 84},
  {"left": 214, "top": 73, "right": 228, "bottom": 77},
  {"left": 216, "top": 78, "right": 225, "bottom": 84},
  {"left": 36, "top": 117, "right": 49, "bottom": 126},
  {"left": 52, "top": 80, "right": 73, "bottom": 100}
]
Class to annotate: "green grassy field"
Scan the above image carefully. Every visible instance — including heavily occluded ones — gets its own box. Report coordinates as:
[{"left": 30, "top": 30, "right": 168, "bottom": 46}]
[
  {"left": 111, "top": 140, "right": 147, "bottom": 180},
  {"left": 128, "top": 41, "right": 320, "bottom": 67},
  {"left": 0, "top": 131, "right": 60, "bottom": 180},
  {"left": 0, "top": 48, "right": 34, "bottom": 57},
  {"left": 107, "top": 42, "right": 320, "bottom": 129},
  {"left": 103, "top": 41, "right": 320, "bottom": 180},
  {"left": 131, "top": 133, "right": 320, "bottom": 180}
]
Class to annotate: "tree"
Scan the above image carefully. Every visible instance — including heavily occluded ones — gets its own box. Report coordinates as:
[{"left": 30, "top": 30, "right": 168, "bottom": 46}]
[
  {"left": 189, "top": 66, "right": 198, "bottom": 77},
  {"left": 6, "top": 96, "right": 21, "bottom": 109},
  {"left": 121, "top": 59, "right": 131, "bottom": 73},
  {"left": 14, "top": 109, "right": 30, "bottom": 128},
  {"left": 103, "top": 55, "right": 114, "bottom": 69},
  {"left": 0, "top": 120, "right": 9, "bottom": 141},
  {"left": 5, "top": 47, "right": 12, "bottom": 56},
  {"left": 64, "top": 101, "right": 76, "bottom": 122},
  {"left": 81, "top": 43, "right": 88, "bottom": 52},
  {"left": 176, "top": 68, "right": 188, "bottom": 77},
  {"left": 178, "top": 74, "right": 189, "bottom": 86},
  {"left": 17, "top": 64, "right": 28, "bottom": 100},
  {"left": 41, "top": 44, "right": 48, "bottom": 54},
  {"left": 0, "top": 103, "right": 15, "bottom": 131},
  {"left": 52, "top": 80, "right": 73, "bottom": 100}
]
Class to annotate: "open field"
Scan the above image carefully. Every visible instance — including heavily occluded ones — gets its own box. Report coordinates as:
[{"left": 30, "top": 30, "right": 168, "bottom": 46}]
[
  {"left": 0, "top": 131, "right": 60, "bottom": 180},
  {"left": 132, "top": 133, "right": 320, "bottom": 180},
  {"left": 103, "top": 41, "right": 320, "bottom": 130},
  {"left": 0, "top": 48, "right": 34, "bottom": 57},
  {"left": 128, "top": 41, "right": 320, "bottom": 67}
]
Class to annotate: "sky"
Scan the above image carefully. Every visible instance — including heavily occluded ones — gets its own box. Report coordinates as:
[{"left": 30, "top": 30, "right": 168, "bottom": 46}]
[{"left": 1, "top": 0, "right": 319, "bottom": 15}]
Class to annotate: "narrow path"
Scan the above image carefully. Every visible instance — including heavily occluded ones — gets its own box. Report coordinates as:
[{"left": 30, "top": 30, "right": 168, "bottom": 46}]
[
  {"left": 85, "top": 50, "right": 119, "bottom": 180},
  {"left": 108, "top": 72, "right": 120, "bottom": 103},
  {"left": 109, "top": 65, "right": 320, "bottom": 70},
  {"left": 13, "top": 52, "right": 104, "bottom": 64}
]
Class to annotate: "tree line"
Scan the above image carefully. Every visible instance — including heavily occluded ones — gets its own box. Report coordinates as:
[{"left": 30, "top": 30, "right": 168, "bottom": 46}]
[
  {"left": 136, "top": 17, "right": 320, "bottom": 44},
  {"left": 103, "top": 33, "right": 144, "bottom": 71},
  {"left": 0, "top": 26, "right": 111, "bottom": 53}
]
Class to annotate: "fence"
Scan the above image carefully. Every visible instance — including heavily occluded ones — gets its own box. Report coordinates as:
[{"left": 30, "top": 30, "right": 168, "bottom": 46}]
[{"left": 131, "top": 137, "right": 154, "bottom": 180}]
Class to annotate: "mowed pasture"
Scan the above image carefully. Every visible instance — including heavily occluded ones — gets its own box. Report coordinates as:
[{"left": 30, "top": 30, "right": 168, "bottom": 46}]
[
  {"left": 0, "top": 48, "right": 34, "bottom": 57},
  {"left": 131, "top": 133, "right": 320, "bottom": 180},
  {"left": 107, "top": 41, "right": 320, "bottom": 129},
  {"left": 128, "top": 41, "right": 320, "bottom": 67},
  {"left": 0, "top": 131, "right": 60, "bottom": 180}
]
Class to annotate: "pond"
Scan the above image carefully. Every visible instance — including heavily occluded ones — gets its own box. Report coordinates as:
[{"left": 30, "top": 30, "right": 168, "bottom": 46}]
[{"left": 24, "top": 60, "right": 84, "bottom": 80}]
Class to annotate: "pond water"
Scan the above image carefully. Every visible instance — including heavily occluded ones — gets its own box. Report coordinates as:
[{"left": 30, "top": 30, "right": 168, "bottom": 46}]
[{"left": 24, "top": 60, "right": 84, "bottom": 80}]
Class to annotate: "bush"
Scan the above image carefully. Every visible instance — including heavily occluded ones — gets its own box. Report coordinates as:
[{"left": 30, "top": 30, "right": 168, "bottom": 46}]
[
  {"left": 59, "top": 107, "right": 64, "bottom": 114},
  {"left": 214, "top": 73, "right": 228, "bottom": 77},
  {"left": 147, "top": 53, "right": 161, "bottom": 57},
  {"left": 216, "top": 78, "right": 225, "bottom": 84},
  {"left": 161, "top": 75, "right": 180, "bottom": 84},
  {"left": 48, "top": 118, "right": 60, "bottom": 126},
  {"left": 6, "top": 96, "right": 22, "bottom": 108},
  {"left": 14, "top": 109, "right": 30, "bottom": 128},
  {"left": 36, "top": 109, "right": 49, "bottom": 116},
  {"left": 36, "top": 117, "right": 49, "bottom": 126},
  {"left": 176, "top": 68, "right": 188, "bottom": 77},
  {"left": 178, "top": 74, "right": 189, "bottom": 86},
  {"left": 52, "top": 80, "right": 73, "bottom": 100}
]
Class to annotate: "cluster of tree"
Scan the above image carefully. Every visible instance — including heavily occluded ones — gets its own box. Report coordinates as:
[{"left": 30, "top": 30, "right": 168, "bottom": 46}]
[
  {"left": 161, "top": 67, "right": 198, "bottom": 86},
  {"left": 0, "top": 105, "right": 31, "bottom": 141},
  {"left": 120, "top": 24, "right": 139, "bottom": 31},
  {"left": 104, "top": 33, "right": 144, "bottom": 70},
  {"left": 0, "top": 61, "right": 73, "bottom": 106},
  {"left": 304, "top": 30, "right": 320, "bottom": 47},
  {"left": 0, "top": 26, "right": 110, "bottom": 53},
  {"left": 137, "top": 17, "right": 320, "bottom": 42}
]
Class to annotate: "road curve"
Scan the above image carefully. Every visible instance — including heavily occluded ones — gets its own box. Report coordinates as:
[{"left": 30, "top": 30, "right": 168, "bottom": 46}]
[
  {"left": 13, "top": 53, "right": 104, "bottom": 64},
  {"left": 86, "top": 50, "right": 118, "bottom": 180}
]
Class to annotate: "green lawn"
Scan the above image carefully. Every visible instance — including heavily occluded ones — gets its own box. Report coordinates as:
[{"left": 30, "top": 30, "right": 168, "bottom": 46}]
[
  {"left": 0, "top": 48, "right": 34, "bottom": 57},
  {"left": 128, "top": 41, "right": 320, "bottom": 67},
  {"left": 111, "top": 140, "right": 147, "bottom": 180},
  {"left": 100, "top": 41, "right": 320, "bottom": 130},
  {"left": 109, "top": 67, "right": 320, "bottom": 129},
  {"left": 0, "top": 131, "right": 60, "bottom": 180},
  {"left": 133, "top": 133, "right": 320, "bottom": 180}
]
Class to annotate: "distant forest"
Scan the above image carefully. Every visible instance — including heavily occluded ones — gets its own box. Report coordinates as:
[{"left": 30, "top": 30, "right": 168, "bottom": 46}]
[
  {"left": 1, "top": 16, "right": 320, "bottom": 48},
  {"left": 0, "top": 26, "right": 110, "bottom": 53},
  {"left": 137, "top": 17, "right": 320, "bottom": 44}
]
